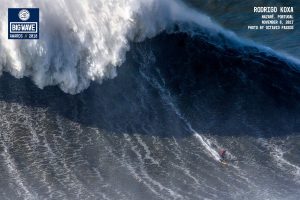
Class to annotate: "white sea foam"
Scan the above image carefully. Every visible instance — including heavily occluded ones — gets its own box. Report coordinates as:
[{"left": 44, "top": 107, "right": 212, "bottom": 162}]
[{"left": 258, "top": 138, "right": 300, "bottom": 183}]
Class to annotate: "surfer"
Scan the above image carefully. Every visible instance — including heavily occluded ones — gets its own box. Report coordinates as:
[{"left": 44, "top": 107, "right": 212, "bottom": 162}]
[{"left": 219, "top": 149, "right": 227, "bottom": 163}]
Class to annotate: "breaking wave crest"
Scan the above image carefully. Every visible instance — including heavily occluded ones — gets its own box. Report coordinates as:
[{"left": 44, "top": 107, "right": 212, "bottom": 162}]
[{"left": 0, "top": 0, "right": 221, "bottom": 94}]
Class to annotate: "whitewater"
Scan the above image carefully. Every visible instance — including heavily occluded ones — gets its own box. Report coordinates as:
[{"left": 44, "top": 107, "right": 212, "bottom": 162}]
[{"left": 0, "top": 0, "right": 216, "bottom": 94}]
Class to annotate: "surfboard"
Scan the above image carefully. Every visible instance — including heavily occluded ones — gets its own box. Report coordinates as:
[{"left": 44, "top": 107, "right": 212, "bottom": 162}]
[
  {"left": 220, "top": 161, "right": 228, "bottom": 165},
  {"left": 219, "top": 159, "right": 228, "bottom": 165}
]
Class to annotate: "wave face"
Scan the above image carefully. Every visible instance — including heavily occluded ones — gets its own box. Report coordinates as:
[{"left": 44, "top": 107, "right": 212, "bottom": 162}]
[{"left": 0, "top": 0, "right": 300, "bottom": 200}]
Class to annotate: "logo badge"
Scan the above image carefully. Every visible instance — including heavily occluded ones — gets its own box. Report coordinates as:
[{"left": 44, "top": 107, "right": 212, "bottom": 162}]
[
  {"left": 8, "top": 8, "right": 39, "bottom": 39},
  {"left": 18, "top": 9, "right": 31, "bottom": 21}
]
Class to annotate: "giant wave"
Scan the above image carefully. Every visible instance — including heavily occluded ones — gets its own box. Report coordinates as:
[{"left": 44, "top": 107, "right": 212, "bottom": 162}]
[{"left": 0, "top": 1, "right": 300, "bottom": 199}]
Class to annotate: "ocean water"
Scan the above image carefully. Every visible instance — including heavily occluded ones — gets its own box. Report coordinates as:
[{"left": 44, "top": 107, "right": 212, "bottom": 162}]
[
  {"left": 185, "top": 0, "right": 300, "bottom": 58},
  {"left": 0, "top": 0, "right": 299, "bottom": 199}
]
